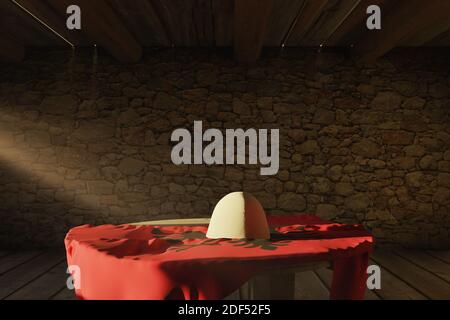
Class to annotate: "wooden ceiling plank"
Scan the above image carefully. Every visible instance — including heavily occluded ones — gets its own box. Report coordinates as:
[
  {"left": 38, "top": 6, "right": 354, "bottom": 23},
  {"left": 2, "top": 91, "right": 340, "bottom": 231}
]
[
  {"left": 212, "top": 0, "right": 233, "bottom": 47},
  {"left": 109, "top": 0, "right": 170, "bottom": 47},
  {"left": 0, "top": 0, "right": 63, "bottom": 46},
  {"left": 193, "top": 0, "right": 215, "bottom": 46},
  {"left": 234, "top": 0, "right": 273, "bottom": 62},
  {"left": 301, "top": 0, "right": 361, "bottom": 47},
  {"left": 151, "top": 0, "right": 197, "bottom": 47},
  {"left": 264, "top": 0, "right": 306, "bottom": 46},
  {"left": 285, "top": 0, "right": 328, "bottom": 46},
  {"left": 402, "top": 16, "right": 450, "bottom": 47},
  {"left": 46, "top": 0, "right": 142, "bottom": 63},
  {"left": 427, "top": 29, "right": 450, "bottom": 47},
  {"left": 0, "top": 31, "right": 25, "bottom": 63},
  {"left": 354, "top": 0, "right": 450, "bottom": 63},
  {"left": 325, "top": 0, "right": 389, "bottom": 46},
  {"left": 14, "top": 0, "right": 88, "bottom": 46}
]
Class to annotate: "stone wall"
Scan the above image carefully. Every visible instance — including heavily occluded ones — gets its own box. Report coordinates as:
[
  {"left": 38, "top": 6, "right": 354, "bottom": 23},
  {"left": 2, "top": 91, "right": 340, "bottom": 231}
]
[{"left": 0, "top": 48, "right": 449, "bottom": 248}]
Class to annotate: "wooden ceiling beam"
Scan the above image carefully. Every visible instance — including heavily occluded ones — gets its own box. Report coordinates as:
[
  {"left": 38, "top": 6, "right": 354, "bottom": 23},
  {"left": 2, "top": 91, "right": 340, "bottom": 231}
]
[
  {"left": 301, "top": 0, "right": 361, "bottom": 47},
  {"left": 264, "top": 0, "right": 306, "bottom": 46},
  {"left": 354, "top": 0, "right": 450, "bottom": 63},
  {"left": 233, "top": 0, "right": 273, "bottom": 63},
  {"left": 14, "top": 0, "right": 88, "bottom": 46},
  {"left": 108, "top": 0, "right": 170, "bottom": 47},
  {"left": 286, "top": 0, "right": 328, "bottom": 46},
  {"left": 213, "top": 0, "right": 234, "bottom": 47},
  {"left": 151, "top": 0, "right": 202, "bottom": 47},
  {"left": 0, "top": 0, "right": 62, "bottom": 46},
  {"left": 0, "top": 32, "right": 25, "bottom": 63},
  {"left": 402, "top": 16, "right": 450, "bottom": 47},
  {"left": 325, "top": 0, "right": 389, "bottom": 46},
  {"left": 427, "top": 29, "right": 450, "bottom": 47},
  {"left": 46, "top": 0, "right": 142, "bottom": 63}
]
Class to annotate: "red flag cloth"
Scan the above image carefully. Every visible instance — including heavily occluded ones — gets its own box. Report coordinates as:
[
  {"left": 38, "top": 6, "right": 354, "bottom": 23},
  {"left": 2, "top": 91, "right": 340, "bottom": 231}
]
[{"left": 65, "top": 214, "right": 373, "bottom": 300}]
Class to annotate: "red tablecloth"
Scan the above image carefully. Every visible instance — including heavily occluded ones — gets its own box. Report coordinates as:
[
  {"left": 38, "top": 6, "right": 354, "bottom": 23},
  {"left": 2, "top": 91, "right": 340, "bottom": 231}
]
[{"left": 65, "top": 214, "right": 373, "bottom": 300}]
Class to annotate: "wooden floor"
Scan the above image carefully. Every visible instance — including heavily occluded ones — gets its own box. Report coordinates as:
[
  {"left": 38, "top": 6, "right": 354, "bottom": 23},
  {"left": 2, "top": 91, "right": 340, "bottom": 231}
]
[{"left": 0, "top": 250, "right": 449, "bottom": 300}]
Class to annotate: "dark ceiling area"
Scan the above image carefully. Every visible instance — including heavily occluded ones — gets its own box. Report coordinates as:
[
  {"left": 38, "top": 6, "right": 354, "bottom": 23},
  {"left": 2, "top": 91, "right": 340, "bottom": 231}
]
[{"left": 0, "top": 0, "right": 450, "bottom": 63}]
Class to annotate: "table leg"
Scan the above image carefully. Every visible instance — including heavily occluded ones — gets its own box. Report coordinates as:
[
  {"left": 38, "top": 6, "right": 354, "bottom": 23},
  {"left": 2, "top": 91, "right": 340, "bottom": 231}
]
[{"left": 330, "top": 253, "right": 369, "bottom": 300}]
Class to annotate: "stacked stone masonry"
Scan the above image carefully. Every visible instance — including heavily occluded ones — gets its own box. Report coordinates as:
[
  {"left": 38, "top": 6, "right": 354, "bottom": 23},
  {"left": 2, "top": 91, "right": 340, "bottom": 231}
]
[{"left": 0, "top": 48, "right": 449, "bottom": 248}]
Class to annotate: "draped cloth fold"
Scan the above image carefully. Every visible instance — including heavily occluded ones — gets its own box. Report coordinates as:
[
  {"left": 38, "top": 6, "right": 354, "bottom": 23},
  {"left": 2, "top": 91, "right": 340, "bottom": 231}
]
[{"left": 65, "top": 214, "right": 373, "bottom": 300}]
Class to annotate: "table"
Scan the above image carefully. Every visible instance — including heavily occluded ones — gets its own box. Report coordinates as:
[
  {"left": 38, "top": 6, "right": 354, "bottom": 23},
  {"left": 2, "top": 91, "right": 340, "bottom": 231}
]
[{"left": 65, "top": 214, "right": 373, "bottom": 300}]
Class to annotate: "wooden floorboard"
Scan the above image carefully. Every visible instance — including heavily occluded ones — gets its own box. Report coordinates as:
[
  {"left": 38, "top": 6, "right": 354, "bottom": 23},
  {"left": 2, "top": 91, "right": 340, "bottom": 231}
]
[
  {"left": 427, "top": 251, "right": 450, "bottom": 265},
  {"left": 371, "top": 251, "right": 450, "bottom": 300},
  {"left": 2, "top": 250, "right": 450, "bottom": 300},
  {"left": 295, "top": 270, "right": 329, "bottom": 300},
  {"left": 0, "top": 251, "right": 42, "bottom": 275},
  {"left": 0, "top": 251, "right": 64, "bottom": 299},
  {"left": 6, "top": 261, "right": 68, "bottom": 300},
  {"left": 51, "top": 287, "right": 77, "bottom": 300},
  {"left": 368, "top": 259, "right": 426, "bottom": 300},
  {"left": 395, "top": 250, "right": 450, "bottom": 283},
  {"left": 314, "top": 266, "right": 381, "bottom": 300}
]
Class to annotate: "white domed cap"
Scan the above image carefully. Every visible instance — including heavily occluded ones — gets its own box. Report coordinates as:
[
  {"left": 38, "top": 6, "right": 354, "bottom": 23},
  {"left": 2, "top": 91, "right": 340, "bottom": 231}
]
[{"left": 206, "top": 192, "right": 270, "bottom": 239}]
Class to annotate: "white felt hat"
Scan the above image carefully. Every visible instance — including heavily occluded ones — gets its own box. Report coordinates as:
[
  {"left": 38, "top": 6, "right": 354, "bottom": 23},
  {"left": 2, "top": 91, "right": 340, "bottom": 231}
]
[{"left": 206, "top": 192, "right": 270, "bottom": 239}]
